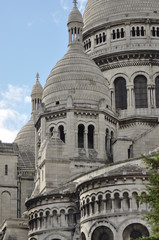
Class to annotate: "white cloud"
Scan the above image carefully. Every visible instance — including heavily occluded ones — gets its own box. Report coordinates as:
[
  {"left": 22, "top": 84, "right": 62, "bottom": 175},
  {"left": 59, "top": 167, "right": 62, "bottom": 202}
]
[
  {"left": 52, "top": 12, "right": 60, "bottom": 24},
  {"left": 0, "top": 84, "right": 30, "bottom": 143},
  {"left": 60, "top": 0, "right": 69, "bottom": 11},
  {"left": 78, "top": 0, "right": 87, "bottom": 13},
  {"left": 25, "top": 96, "right": 31, "bottom": 103}
]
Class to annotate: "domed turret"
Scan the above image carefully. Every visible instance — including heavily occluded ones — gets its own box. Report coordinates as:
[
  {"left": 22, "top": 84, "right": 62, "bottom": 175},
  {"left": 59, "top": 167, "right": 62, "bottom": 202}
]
[
  {"left": 31, "top": 72, "right": 43, "bottom": 112},
  {"left": 42, "top": 1, "right": 111, "bottom": 111}
]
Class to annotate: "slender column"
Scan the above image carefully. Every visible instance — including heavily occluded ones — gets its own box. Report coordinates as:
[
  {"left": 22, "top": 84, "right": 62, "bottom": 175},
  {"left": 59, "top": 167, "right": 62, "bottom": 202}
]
[
  {"left": 147, "top": 85, "right": 151, "bottom": 109},
  {"left": 125, "top": 23, "right": 130, "bottom": 45},
  {"left": 111, "top": 198, "right": 114, "bottom": 213},
  {"left": 84, "top": 130, "right": 88, "bottom": 149}
]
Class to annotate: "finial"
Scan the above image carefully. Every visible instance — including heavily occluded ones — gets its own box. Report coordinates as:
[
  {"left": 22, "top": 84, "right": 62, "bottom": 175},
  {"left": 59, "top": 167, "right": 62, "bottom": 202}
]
[
  {"left": 73, "top": 0, "right": 77, "bottom": 7},
  {"left": 36, "top": 72, "right": 40, "bottom": 81}
]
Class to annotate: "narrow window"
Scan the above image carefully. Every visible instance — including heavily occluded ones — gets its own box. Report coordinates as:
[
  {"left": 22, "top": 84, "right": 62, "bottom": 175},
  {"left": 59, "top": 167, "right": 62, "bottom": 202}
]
[
  {"left": 103, "top": 32, "right": 106, "bottom": 42},
  {"left": 110, "top": 131, "right": 114, "bottom": 159},
  {"left": 117, "top": 29, "right": 120, "bottom": 38},
  {"left": 141, "top": 26, "right": 145, "bottom": 36},
  {"left": 105, "top": 128, "right": 109, "bottom": 153},
  {"left": 114, "top": 77, "right": 127, "bottom": 110},
  {"left": 121, "top": 28, "right": 124, "bottom": 38},
  {"left": 88, "top": 125, "right": 94, "bottom": 149},
  {"left": 132, "top": 27, "right": 135, "bottom": 37},
  {"left": 113, "top": 29, "right": 116, "bottom": 39},
  {"left": 50, "top": 127, "right": 54, "bottom": 137},
  {"left": 89, "top": 39, "right": 91, "bottom": 48},
  {"left": 152, "top": 27, "right": 156, "bottom": 36},
  {"left": 58, "top": 125, "right": 65, "bottom": 142},
  {"left": 78, "top": 124, "right": 85, "bottom": 148},
  {"left": 134, "top": 75, "right": 148, "bottom": 108},
  {"left": 99, "top": 33, "right": 102, "bottom": 43},
  {"left": 155, "top": 76, "right": 159, "bottom": 107},
  {"left": 96, "top": 35, "right": 98, "bottom": 45},
  {"left": 157, "top": 27, "right": 159, "bottom": 37},
  {"left": 136, "top": 26, "right": 140, "bottom": 36},
  {"left": 5, "top": 164, "right": 8, "bottom": 175}
]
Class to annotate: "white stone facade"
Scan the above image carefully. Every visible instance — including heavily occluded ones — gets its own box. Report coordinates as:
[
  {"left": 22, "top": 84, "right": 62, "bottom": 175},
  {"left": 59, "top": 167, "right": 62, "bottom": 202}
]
[{"left": 1, "top": 0, "right": 159, "bottom": 240}]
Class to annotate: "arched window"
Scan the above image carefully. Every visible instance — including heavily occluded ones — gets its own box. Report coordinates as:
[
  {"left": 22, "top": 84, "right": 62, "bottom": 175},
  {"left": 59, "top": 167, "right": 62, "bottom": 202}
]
[
  {"left": 50, "top": 127, "right": 54, "bottom": 137},
  {"left": 134, "top": 75, "right": 148, "bottom": 108},
  {"left": 81, "top": 232, "right": 86, "bottom": 240},
  {"left": 114, "top": 193, "right": 121, "bottom": 209},
  {"left": 123, "top": 223, "right": 149, "bottom": 240},
  {"left": 105, "top": 128, "right": 109, "bottom": 153},
  {"left": 58, "top": 125, "right": 65, "bottom": 142},
  {"left": 91, "top": 226, "right": 114, "bottom": 240},
  {"left": 88, "top": 125, "right": 94, "bottom": 149},
  {"left": 78, "top": 124, "right": 85, "bottom": 148},
  {"left": 110, "top": 131, "right": 114, "bottom": 156},
  {"left": 114, "top": 77, "right": 127, "bottom": 110},
  {"left": 155, "top": 76, "right": 159, "bottom": 107}
]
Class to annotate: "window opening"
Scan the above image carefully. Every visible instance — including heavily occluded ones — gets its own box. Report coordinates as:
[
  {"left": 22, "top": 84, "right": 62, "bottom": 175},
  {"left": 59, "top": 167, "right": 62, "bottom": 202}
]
[
  {"left": 5, "top": 164, "right": 8, "bottom": 175},
  {"left": 78, "top": 124, "right": 85, "bottom": 148},
  {"left": 114, "top": 77, "right": 127, "bottom": 110},
  {"left": 134, "top": 75, "right": 148, "bottom": 108},
  {"left": 88, "top": 125, "right": 94, "bottom": 149},
  {"left": 58, "top": 125, "right": 65, "bottom": 142}
]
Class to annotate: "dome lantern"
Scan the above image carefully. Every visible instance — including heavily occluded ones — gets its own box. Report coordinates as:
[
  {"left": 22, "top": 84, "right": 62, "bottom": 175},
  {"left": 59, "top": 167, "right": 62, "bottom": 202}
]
[
  {"left": 31, "top": 72, "right": 43, "bottom": 112},
  {"left": 67, "top": 1, "right": 83, "bottom": 45}
]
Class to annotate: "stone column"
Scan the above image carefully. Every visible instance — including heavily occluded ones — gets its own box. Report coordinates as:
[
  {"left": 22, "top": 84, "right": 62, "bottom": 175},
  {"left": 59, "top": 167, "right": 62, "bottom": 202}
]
[
  {"left": 106, "top": 27, "right": 111, "bottom": 49},
  {"left": 125, "top": 23, "right": 130, "bottom": 45}
]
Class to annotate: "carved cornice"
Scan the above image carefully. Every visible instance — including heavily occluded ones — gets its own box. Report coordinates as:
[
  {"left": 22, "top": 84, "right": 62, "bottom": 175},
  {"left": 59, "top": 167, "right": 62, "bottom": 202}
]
[{"left": 119, "top": 117, "right": 158, "bottom": 129}]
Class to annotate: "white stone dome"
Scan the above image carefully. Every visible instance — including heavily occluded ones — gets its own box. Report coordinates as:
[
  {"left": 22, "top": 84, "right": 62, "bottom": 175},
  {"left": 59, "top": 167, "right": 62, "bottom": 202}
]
[
  {"left": 83, "top": 0, "right": 159, "bottom": 32},
  {"left": 14, "top": 116, "right": 35, "bottom": 152},
  {"left": 42, "top": 44, "right": 111, "bottom": 110},
  {"left": 67, "top": 5, "right": 83, "bottom": 24},
  {"left": 42, "top": 3, "right": 111, "bottom": 110}
]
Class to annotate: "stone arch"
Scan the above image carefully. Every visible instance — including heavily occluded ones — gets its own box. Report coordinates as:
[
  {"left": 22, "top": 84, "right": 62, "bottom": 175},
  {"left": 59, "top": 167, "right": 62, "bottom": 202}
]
[
  {"left": 110, "top": 73, "right": 129, "bottom": 88},
  {"left": 48, "top": 124, "right": 56, "bottom": 137},
  {"left": 130, "top": 71, "right": 150, "bottom": 84},
  {"left": 89, "top": 221, "right": 116, "bottom": 239},
  {"left": 1, "top": 191, "right": 11, "bottom": 221},
  {"left": 44, "top": 233, "right": 69, "bottom": 240},
  {"left": 91, "top": 226, "right": 114, "bottom": 240},
  {"left": 118, "top": 218, "right": 150, "bottom": 240},
  {"left": 123, "top": 223, "right": 149, "bottom": 239}
]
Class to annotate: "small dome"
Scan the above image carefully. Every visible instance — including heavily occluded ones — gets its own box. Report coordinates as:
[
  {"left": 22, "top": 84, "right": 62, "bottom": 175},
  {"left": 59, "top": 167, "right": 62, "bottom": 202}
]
[
  {"left": 68, "top": 5, "right": 83, "bottom": 25},
  {"left": 42, "top": 44, "right": 111, "bottom": 110},
  {"left": 83, "top": 0, "right": 159, "bottom": 32},
  {"left": 31, "top": 73, "right": 43, "bottom": 97},
  {"left": 14, "top": 116, "right": 35, "bottom": 152}
]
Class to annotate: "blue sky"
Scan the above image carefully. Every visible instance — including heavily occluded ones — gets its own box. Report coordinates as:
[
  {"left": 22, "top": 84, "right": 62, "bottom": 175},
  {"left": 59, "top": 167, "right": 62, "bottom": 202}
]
[{"left": 0, "top": 0, "right": 87, "bottom": 143}]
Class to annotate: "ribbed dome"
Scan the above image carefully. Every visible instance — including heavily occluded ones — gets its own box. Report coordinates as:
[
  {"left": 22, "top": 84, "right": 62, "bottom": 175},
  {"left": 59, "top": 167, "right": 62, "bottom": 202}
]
[
  {"left": 42, "top": 3, "right": 111, "bottom": 110},
  {"left": 14, "top": 116, "right": 35, "bottom": 152},
  {"left": 42, "top": 44, "right": 111, "bottom": 109},
  {"left": 68, "top": 6, "right": 83, "bottom": 24},
  {"left": 83, "top": 0, "right": 159, "bottom": 32}
]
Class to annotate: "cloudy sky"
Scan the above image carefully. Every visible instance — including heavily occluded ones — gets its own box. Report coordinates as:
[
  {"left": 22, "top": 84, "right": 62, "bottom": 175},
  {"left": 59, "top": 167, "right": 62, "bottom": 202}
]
[{"left": 0, "top": 0, "right": 87, "bottom": 143}]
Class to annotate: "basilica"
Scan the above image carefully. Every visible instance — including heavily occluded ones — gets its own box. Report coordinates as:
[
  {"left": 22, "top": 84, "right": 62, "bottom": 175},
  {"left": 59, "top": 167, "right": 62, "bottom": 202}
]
[{"left": 1, "top": 0, "right": 159, "bottom": 239}]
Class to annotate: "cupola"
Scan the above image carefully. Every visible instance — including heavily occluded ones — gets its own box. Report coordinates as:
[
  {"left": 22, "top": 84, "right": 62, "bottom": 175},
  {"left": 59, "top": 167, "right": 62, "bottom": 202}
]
[{"left": 31, "top": 72, "right": 43, "bottom": 112}]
